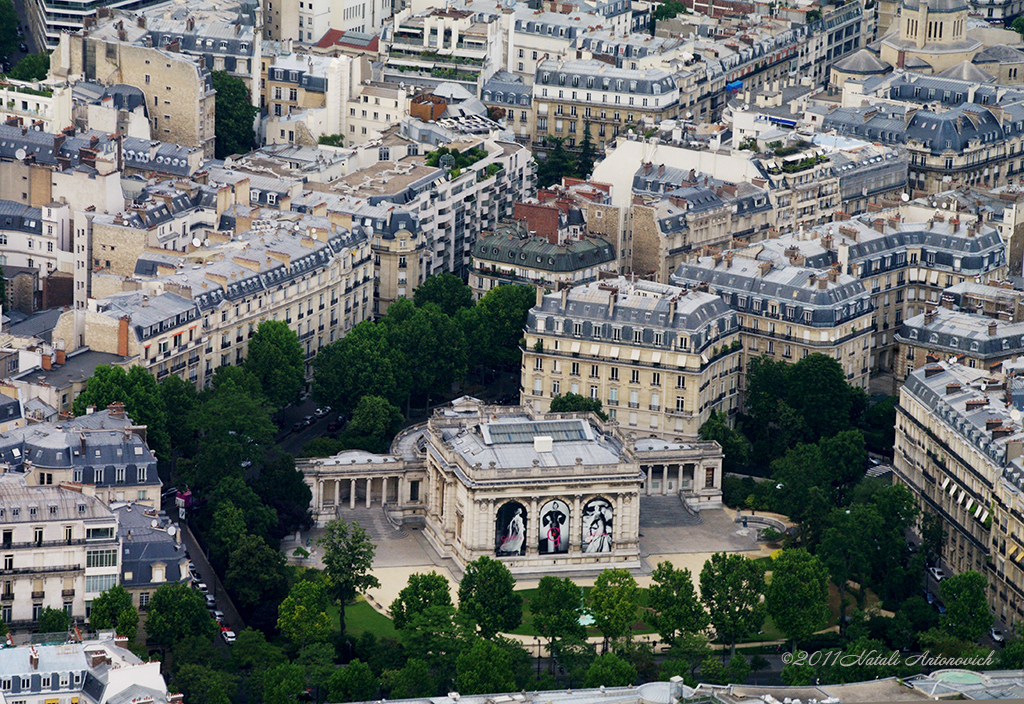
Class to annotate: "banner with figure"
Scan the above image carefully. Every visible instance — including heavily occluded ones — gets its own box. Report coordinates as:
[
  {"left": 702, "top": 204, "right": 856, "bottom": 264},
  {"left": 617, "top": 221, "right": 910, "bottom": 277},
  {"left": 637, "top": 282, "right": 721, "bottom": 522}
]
[
  {"left": 495, "top": 501, "right": 527, "bottom": 556},
  {"left": 581, "top": 497, "right": 613, "bottom": 553},
  {"left": 539, "top": 499, "right": 570, "bottom": 554}
]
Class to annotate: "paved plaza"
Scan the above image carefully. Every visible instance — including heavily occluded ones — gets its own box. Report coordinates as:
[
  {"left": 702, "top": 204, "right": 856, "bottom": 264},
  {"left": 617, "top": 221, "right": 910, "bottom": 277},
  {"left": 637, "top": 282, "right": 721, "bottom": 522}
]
[{"left": 286, "top": 496, "right": 772, "bottom": 615}]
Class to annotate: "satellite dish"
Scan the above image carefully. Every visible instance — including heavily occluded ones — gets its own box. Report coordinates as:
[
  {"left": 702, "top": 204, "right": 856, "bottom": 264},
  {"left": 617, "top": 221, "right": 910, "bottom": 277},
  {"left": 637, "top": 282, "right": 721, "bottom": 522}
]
[
  {"left": 1012, "top": 409, "right": 1022, "bottom": 423},
  {"left": 942, "top": 202, "right": 949, "bottom": 209},
  {"left": 203, "top": 238, "right": 210, "bottom": 246},
  {"left": 901, "top": 193, "right": 910, "bottom": 202},
  {"left": 150, "top": 519, "right": 159, "bottom": 528},
  {"left": 15, "top": 148, "right": 25, "bottom": 161},
  {"left": 167, "top": 525, "right": 177, "bottom": 537},
  {"left": 191, "top": 237, "right": 201, "bottom": 247}
]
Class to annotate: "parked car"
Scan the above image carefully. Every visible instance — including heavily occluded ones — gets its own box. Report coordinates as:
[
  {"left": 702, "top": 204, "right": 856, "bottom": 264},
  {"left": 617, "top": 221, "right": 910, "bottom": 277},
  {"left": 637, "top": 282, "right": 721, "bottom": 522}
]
[
  {"left": 18, "top": 43, "right": 28, "bottom": 53},
  {"left": 934, "top": 602, "right": 947, "bottom": 615},
  {"left": 327, "top": 416, "right": 346, "bottom": 432},
  {"left": 923, "top": 589, "right": 935, "bottom": 605},
  {"left": 929, "top": 566, "right": 947, "bottom": 581},
  {"left": 292, "top": 420, "right": 306, "bottom": 432},
  {"left": 212, "top": 610, "right": 225, "bottom": 623},
  {"left": 302, "top": 415, "right": 315, "bottom": 427},
  {"left": 314, "top": 406, "right": 330, "bottom": 418},
  {"left": 194, "top": 581, "right": 208, "bottom": 593},
  {"left": 205, "top": 594, "right": 216, "bottom": 607},
  {"left": 222, "top": 630, "right": 236, "bottom": 644},
  {"left": 991, "top": 627, "right": 1005, "bottom": 643}
]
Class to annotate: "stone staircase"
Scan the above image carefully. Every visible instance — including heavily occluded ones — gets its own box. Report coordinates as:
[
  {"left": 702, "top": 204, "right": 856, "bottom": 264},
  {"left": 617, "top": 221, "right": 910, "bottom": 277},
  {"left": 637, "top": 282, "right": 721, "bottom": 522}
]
[
  {"left": 345, "top": 505, "right": 409, "bottom": 540},
  {"left": 639, "top": 494, "right": 705, "bottom": 527}
]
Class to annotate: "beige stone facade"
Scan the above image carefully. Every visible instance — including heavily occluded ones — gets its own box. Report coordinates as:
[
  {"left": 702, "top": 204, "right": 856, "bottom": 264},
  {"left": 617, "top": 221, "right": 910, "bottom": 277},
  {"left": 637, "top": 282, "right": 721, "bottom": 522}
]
[
  {"left": 521, "top": 278, "right": 743, "bottom": 441},
  {"left": 299, "top": 397, "right": 724, "bottom": 575},
  {"left": 51, "top": 28, "right": 216, "bottom": 157}
]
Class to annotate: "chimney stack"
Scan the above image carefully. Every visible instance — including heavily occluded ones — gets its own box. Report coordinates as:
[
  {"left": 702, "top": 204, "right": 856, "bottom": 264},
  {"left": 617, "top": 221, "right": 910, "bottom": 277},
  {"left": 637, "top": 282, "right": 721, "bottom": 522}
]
[{"left": 990, "top": 320, "right": 998, "bottom": 336}]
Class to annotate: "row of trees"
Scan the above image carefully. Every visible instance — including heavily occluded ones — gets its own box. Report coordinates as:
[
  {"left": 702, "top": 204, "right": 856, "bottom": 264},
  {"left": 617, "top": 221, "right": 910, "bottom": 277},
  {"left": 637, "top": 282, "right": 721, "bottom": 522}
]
[
  {"left": 311, "top": 276, "right": 535, "bottom": 421},
  {"left": 536, "top": 133, "right": 596, "bottom": 188}
]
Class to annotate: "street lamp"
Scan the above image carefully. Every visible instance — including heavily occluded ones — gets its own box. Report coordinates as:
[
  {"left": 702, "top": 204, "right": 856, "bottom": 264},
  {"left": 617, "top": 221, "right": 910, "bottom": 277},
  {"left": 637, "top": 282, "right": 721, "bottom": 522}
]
[{"left": 536, "top": 634, "right": 544, "bottom": 679}]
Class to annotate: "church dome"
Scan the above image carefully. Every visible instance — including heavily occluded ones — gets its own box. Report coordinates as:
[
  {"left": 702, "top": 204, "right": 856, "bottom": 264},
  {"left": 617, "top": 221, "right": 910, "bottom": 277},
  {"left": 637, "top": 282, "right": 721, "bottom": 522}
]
[{"left": 901, "top": 0, "right": 968, "bottom": 13}]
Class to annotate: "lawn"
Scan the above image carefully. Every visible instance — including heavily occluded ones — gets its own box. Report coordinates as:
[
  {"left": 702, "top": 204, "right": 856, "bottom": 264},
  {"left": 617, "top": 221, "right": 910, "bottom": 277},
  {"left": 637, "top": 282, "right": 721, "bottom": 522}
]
[
  {"left": 510, "top": 585, "right": 658, "bottom": 639},
  {"left": 326, "top": 599, "right": 399, "bottom": 639}
]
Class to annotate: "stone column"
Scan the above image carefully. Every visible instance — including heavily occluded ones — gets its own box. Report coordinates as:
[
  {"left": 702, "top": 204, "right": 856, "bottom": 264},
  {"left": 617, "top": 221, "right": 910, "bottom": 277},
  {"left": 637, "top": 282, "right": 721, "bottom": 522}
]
[
  {"left": 615, "top": 493, "right": 624, "bottom": 544},
  {"left": 572, "top": 495, "right": 582, "bottom": 553},
  {"left": 316, "top": 480, "right": 323, "bottom": 512},
  {"left": 662, "top": 465, "right": 668, "bottom": 495},
  {"left": 398, "top": 475, "right": 405, "bottom": 507},
  {"left": 334, "top": 479, "right": 340, "bottom": 508},
  {"left": 677, "top": 464, "right": 684, "bottom": 493},
  {"left": 527, "top": 498, "right": 539, "bottom": 554},
  {"left": 366, "top": 477, "right": 372, "bottom": 508},
  {"left": 350, "top": 478, "right": 356, "bottom": 509}
]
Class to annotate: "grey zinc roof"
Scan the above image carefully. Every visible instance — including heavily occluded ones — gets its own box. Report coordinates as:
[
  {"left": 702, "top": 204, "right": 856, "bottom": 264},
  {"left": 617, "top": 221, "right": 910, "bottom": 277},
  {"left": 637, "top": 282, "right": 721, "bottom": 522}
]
[
  {"left": 901, "top": 0, "right": 968, "bottom": 11},
  {"left": 534, "top": 59, "right": 677, "bottom": 96},
  {"left": 973, "top": 44, "right": 1024, "bottom": 63},
  {"left": 897, "top": 308, "right": 1024, "bottom": 359},
  {"left": 0, "top": 474, "right": 115, "bottom": 522},
  {"left": 527, "top": 277, "right": 739, "bottom": 355},
  {"left": 117, "top": 504, "right": 188, "bottom": 589},
  {"left": 442, "top": 417, "right": 624, "bottom": 470},
  {"left": 834, "top": 48, "right": 892, "bottom": 74},
  {"left": 906, "top": 105, "right": 1003, "bottom": 155},
  {"left": 95, "top": 292, "right": 200, "bottom": 342},
  {"left": 935, "top": 61, "right": 996, "bottom": 83},
  {"left": 473, "top": 233, "right": 615, "bottom": 273},
  {"left": 670, "top": 255, "right": 873, "bottom": 327}
]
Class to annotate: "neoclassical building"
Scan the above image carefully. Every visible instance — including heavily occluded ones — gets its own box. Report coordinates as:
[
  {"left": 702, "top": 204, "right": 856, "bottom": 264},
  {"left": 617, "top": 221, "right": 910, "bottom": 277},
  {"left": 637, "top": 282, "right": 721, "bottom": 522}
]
[{"left": 298, "top": 397, "right": 723, "bottom": 574}]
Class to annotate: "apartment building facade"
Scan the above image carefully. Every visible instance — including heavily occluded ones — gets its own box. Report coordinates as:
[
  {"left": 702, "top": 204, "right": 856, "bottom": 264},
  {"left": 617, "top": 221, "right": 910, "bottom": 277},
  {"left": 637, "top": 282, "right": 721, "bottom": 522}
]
[
  {"left": 895, "top": 307, "right": 1024, "bottom": 380},
  {"left": 521, "top": 277, "right": 743, "bottom": 440},
  {"left": 531, "top": 60, "right": 680, "bottom": 152},
  {"left": 0, "top": 477, "right": 119, "bottom": 627},
  {"left": 51, "top": 20, "right": 217, "bottom": 157},
  {"left": 893, "top": 360, "right": 1024, "bottom": 626},
  {"left": 671, "top": 252, "right": 876, "bottom": 390}
]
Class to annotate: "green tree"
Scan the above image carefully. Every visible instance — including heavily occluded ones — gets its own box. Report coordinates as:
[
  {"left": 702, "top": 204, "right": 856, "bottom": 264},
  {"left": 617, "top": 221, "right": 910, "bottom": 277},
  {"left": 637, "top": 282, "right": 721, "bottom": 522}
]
[
  {"left": 699, "top": 553, "right": 766, "bottom": 656},
  {"left": 37, "top": 607, "right": 70, "bottom": 634},
  {"left": 318, "top": 518, "right": 380, "bottom": 636},
  {"left": 382, "top": 659, "right": 434, "bottom": 699},
  {"left": 145, "top": 582, "right": 216, "bottom": 646},
  {"left": 318, "top": 134, "right": 344, "bottom": 147},
  {"left": 648, "top": 562, "right": 709, "bottom": 647},
  {"left": 383, "top": 299, "right": 468, "bottom": 406},
  {"left": 589, "top": 568, "right": 641, "bottom": 646},
  {"left": 312, "top": 320, "right": 411, "bottom": 414},
  {"left": 664, "top": 631, "right": 712, "bottom": 680},
  {"left": 174, "top": 665, "right": 237, "bottom": 704},
  {"left": 765, "top": 549, "right": 831, "bottom": 648},
  {"left": 0, "top": 0, "right": 18, "bottom": 57},
  {"left": 537, "top": 137, "right": 576, "bottom": 188},
  {"left": 699, "top": 410, "right": 750, "bottom": 474},
  {"left": 821, "top": 504, "right": 881, "bottom": 630},
  {"left": 208, "top": 477, "right": 278, "bottom": 543},
  {"left": 233, "top": 628, "right": 287, "bottom": 703},
  {"left": 192, "top": 378, "right": 277, "bottom": 490},
  {"left": 577, "top": 121, "right": 596, "bottom": 179},
  {"left": 920, "top": 511, "right": 946, "bottom": 569},
  {"left": 413, "top": 273, "right": 474, "bottom": 317},
  {"left": 277, "top": 580, "right": 333, "bottom": 647},
  {"left": 297, "top": 643, "right": 335, "bottom": 704},
  {"left": 727, "top": 653, "right": 750, "bottom": 684},
  {"left": 328, "top": 659, "right": 377, "bottom": 702},
  {"left": 549, "top": 636, "right": 596, "bottom": 687},
  {"left": 344, "top": 395, "right": 405, "bottom": 453},
  {"left": 226, "top": 534, "right": 287, "bottom": 611},
  {"left": 999, "top": 633, "right": 1024, "bottom": 668},
  {"left": 583, "top": 653, "right": 637, "bottom": 688},
  {"left": 9, "top": 53, "right": 50, "bottom": 81},
  {"left": 455, "top": 639, "right": 518, "bottom": 695},
  {"left": 458, "top": 556, "right": 523, "bottom": 638},
  {"left": 245, "top": 320, "right": 305, "bottom": 408},
  {"left": 209, "top": 501, "right": 248, "bottom": 568},
  {"left": 160, "top": 374, "right": 200, "bottom": 457},
  {"left": 390, "top": 571, "right": 453, "bottom": 631},
  {"left": 861, "top": 395, "right": 897, "bottom": 455},
  {"left": 254, "top": 454, "right": 313, "bottom": 537},
  {"left": 263, "top": 663, "right": 305, "bottom": 704},
  {"left": 212, "top": 71, "right": 258, "bottom": 159},
  {"left": 533, "top": 576, "right": 586, "bottom": 647},
  {"left": 785, "top": 353, "right": 866, "bottom": 443},
  {"left": 940, "top": 570, "right": 992, "bottom": 642},
  {"left": 548, "top": 392, "right": 608, "bottom": 420},
  {"left": 88, "top": 585, "right": 138, "bottom": 640},
  {"left": 471, "top": 284, "right": 537, "bottom": 369}
]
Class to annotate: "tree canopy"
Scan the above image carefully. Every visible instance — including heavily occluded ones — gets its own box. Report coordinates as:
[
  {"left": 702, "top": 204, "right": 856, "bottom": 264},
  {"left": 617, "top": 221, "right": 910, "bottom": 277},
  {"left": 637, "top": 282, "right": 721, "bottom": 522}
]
[
  {"left": 458, "top": 556, "right": 523, "bottom": 639},
  {"left": 765, "top": 549, "right": 831, "bottom": 647},
  {"left": 589, "top": 568, "right": 641, "bottom": 645},
  {"left": 940, "top": 570, "right": 992, "bottom": 642},
  {"left": 244, "top": 320, "right": 305, "bottom": 408},
  {"left": 699, "top": 553, "right": 766, "bottom": 655},
  {"left": 212, "top": 71, "right": 258, "bottom": 159},
  {"left": 391, "top": 572, "right": 453, "bottom": 631},
  {"left": 549, "top": 393, "right": 608, "bottom": 420},
  {"left": 648, "top": 562, "right": 709, "bottom": 647},
  {"left": 318, "top": 518, "right": 380, "bottom": 636},
  {"left": 145, "top": 582, "right": 217, "bottom": 646},
  {"left": 413, "top": 273, "right": 474, "bottom": 317},
  {"left": 89, "top": 585, "right": 139, "bottom": 640}
]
